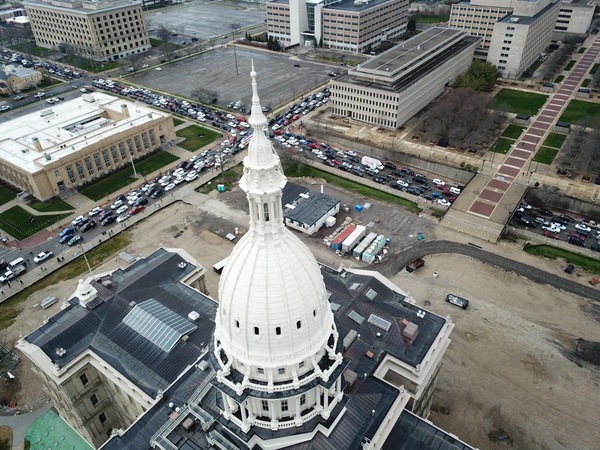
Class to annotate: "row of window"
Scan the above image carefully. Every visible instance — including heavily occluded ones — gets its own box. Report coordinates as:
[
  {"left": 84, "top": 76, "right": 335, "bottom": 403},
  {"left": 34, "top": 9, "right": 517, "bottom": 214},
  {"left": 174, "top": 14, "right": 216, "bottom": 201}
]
[
  {"left": 61, "top": 131, "right": 154, "bottom": 184},
  {"left": 237, "top": 310, "right": 317, "bottom": 336},
  {"left": 261, "top": 395, "right": 306, "bottom": 412}
]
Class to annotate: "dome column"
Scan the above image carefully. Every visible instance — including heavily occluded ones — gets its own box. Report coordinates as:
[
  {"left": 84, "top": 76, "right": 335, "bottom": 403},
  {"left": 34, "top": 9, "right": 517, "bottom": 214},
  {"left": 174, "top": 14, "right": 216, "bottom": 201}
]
[{"left": 221, "top": 392, "right": 232, "bottom": 420}]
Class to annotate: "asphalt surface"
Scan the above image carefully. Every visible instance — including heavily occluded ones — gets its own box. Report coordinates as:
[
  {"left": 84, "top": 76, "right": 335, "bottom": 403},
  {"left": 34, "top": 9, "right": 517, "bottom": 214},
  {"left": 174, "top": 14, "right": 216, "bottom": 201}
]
[
  {"left": 390, "top": 239, "right": 600, "bottom": 301},
  {"left": 128, "top": 46, "right": 333, "bottom": 110},
  {"left": 145, "top": 1, "right": 265, "bottom": 39}
]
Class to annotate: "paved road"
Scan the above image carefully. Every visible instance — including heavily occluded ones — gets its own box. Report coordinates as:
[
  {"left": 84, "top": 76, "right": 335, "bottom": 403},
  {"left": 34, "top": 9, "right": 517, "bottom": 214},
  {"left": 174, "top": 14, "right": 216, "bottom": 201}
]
[{"left": 389, "top": 240, "right": 599, "bottom": 301}]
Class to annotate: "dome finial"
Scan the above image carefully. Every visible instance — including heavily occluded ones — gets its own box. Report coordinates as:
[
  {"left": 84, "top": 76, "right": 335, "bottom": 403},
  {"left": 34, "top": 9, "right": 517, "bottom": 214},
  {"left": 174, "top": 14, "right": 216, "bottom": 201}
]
[{"left": 248, "top": 61, "right": 267, "bottom": 128}]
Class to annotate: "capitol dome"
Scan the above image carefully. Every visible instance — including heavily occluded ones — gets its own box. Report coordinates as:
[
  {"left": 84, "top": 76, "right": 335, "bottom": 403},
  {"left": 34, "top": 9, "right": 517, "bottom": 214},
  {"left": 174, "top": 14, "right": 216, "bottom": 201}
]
[{"left": 213, "top": 64, "right": 342, "bottom": 397}]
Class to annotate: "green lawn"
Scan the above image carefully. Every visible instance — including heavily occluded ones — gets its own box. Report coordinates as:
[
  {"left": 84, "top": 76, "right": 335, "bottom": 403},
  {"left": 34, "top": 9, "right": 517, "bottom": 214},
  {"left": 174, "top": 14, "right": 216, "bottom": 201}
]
[
  {"left": 542, "top": 132, "right": 567, "bottom": 149},
  {"left": 524, "top": 244, "right": 600, "bottom": 274},
  {"left": 554, "top": 75, "right": 564, "bottom": 83},
  {"left": 133, "top": 150, "right": 179, "bottom": 176},
  {"left": 591, "top": 63, "right": 600, "bottom": 75},
  {"left": 489, "top": 137, "right": 514, "bottom": 154},
  {"left": 79, "top": 151, "right": 179, "bottom": 201},
  {"left": 564, "top": 60, "right": 576, "bottom": 71},
  {"left": 9, "top": 41, "right": 53, "bottom": 57},
  {"left": 0, "top": 186, "right": 16, "bottom": 206},
  {"left": 283, "top": 162, "right": 422, "bottom": 214},
  {"left": 197, "top": 166, "right": 243, "bottom": 194},
  {"left": 149, "top": 38, "right": 163, "bottom": 47},
  {"left": 578, "top": 47, "right": 586, "bottom": 54},
  {"left": 176, "top": 125, "right": 221, "bottom": 152},
  {"left": 501, "top": 124, "right": 526, "bottom": 139},
  {"left": 491, "top": 89, "right": 548, "bottom": 116},
  {"left": 533, "top": 147, "right": 559, "bottom": 164},
  {"left": 559, "top": 99, "right": 600, "bottom": 125},
  {"left": 581, "top": 79, "right": 591, "bottom": 87},
  {"left": 79, "top": 169, "right": 137, "bottom": 201},
  {"left": 59, "top": 55, "right": 118, "bottom": 72},
  {"left": 29, "top": 197, "right": 74, "bottom": 213},
  {"left": 0, "top": 206, "right": 70, "bottom": 240},
  {"left": 173, "top": 117, "right": 185, "bottom": 127}
]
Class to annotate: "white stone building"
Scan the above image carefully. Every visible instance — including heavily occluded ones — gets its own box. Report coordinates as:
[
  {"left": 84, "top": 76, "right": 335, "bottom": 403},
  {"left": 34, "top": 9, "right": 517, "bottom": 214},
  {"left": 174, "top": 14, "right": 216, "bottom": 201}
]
[
  {"left": 329, "top": 28, "right": 479, "bottom": 129},
  {"left": 23, "top": 0, "right": 151, "bottom": 61}
]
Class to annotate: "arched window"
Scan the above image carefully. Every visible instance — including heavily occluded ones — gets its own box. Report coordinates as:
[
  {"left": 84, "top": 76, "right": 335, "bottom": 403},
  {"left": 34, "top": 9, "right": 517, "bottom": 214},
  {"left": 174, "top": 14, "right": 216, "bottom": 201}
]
[{"left": 263, "top": 203, "right": 270, "bottom": 222}]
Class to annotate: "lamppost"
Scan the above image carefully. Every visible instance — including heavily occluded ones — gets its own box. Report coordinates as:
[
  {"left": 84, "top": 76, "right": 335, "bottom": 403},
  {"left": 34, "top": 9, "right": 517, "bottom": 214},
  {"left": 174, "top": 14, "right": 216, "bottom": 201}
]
[
  {"left": 127, "top": 142, "right": 138, "bottom": 178},
  {"left": 78, "top": 242, "right": 93, "bottom": 278},
  {"left": 230, "top": 23, "right": 240, "bottom": 76}
]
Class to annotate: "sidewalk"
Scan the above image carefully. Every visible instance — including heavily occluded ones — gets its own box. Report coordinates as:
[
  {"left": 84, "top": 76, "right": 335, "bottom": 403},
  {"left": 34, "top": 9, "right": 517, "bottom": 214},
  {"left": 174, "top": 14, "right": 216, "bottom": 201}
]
[{"left": 0, "top": 400, "right": 53, "bottom": 450}]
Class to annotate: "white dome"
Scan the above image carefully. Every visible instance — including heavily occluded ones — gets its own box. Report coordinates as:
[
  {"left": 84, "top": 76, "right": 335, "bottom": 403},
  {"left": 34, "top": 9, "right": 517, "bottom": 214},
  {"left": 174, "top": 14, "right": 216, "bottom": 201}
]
[{"left": 216, "top": 226, "right": 334, "bottom": 367}]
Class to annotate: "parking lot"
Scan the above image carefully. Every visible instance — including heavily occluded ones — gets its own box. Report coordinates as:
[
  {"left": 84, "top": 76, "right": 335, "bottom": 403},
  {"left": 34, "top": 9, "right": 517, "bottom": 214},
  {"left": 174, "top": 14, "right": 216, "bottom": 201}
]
[
  {"left": 145, "top": 1, "right": 265, "bottom": 39},
  {"left": 127, "top": 46, "right": 334, "bottom": 110}
]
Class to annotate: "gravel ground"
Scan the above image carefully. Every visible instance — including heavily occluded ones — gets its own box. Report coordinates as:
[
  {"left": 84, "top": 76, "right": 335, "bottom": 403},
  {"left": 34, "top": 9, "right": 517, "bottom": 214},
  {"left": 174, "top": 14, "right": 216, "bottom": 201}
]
[{"left": 5, "top": 177, "right": 600, "bottom": 450}]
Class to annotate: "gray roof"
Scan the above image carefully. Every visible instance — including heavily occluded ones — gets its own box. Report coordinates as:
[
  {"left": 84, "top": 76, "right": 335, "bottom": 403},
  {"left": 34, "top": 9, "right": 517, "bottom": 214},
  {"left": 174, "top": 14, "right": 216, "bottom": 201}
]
[
  {"left": 325, "top": 0, "right": 398, "bottom": 13},
  {"left": 282, "top": 181, "right": 310, "bottom": 206},
  {"left": 103, "top": 265, "right": 457, "bottom": 450},
  {"left": 284, "top": 192, "right": 340, "bottom": 227},
  {"left": 24, "top": 248, "right": 217, "bottom": 397}
]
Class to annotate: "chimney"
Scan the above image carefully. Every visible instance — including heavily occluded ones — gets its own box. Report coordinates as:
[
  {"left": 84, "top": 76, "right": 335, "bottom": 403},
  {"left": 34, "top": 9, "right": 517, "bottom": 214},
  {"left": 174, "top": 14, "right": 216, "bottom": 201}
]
[
  {"left": 32, "top": 136, "right": 42, "bottom": 152},
  {"left": 121, "top": 104, "right": 130, "bottom": 118}
]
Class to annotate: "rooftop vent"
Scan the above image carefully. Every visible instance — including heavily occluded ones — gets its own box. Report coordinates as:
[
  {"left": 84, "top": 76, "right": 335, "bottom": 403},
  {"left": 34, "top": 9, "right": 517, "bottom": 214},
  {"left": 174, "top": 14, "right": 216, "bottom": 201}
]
[
  {"left": 188, "top": 311, "right": 200, "bottom": 321},
  {"left": 129, "top": 301, "right": 136, "bottom": 308},
  {"left": 55, "top": 348, "right": 66, "bottom": 357}
]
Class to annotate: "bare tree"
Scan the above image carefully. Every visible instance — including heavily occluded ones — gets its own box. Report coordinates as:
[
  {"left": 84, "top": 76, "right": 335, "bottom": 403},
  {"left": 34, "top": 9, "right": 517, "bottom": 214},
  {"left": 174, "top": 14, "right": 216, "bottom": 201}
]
[
  {"left": 156, "top": 25, "right": 171, "bottom": 44},
  {"left": 190, "top": 87, "right": 218, "bottom": 105}
]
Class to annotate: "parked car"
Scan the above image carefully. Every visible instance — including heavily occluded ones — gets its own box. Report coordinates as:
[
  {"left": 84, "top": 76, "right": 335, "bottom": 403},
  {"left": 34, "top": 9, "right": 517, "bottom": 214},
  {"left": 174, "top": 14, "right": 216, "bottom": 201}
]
[
  {"left": 446, "top": 294, "right": 469, "bottom": 310},
  {"left": 543, "top": 230, "right": 560, "bottom": 239},
  {"left": 67, "top": 235, "right": 83, "bottom": 246},
  {"left": 59, "top": 227, "right": 75, "bottom": 238},
  {"left": 80, "top": 220, "right": 97, "bottom": 233},
  {"left": 33, "top": 250, "right": 53, "bottom": 264}
]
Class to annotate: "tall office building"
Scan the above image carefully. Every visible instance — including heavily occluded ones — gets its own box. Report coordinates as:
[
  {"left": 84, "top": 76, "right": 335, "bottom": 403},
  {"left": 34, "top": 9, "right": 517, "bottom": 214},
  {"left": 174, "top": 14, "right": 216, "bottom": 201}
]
[
  {"left": 23, "top": 0, "right": 151, "bottom": 61},
  {"left": 267, "top": 0, "right": 409, "bottom": 53}
]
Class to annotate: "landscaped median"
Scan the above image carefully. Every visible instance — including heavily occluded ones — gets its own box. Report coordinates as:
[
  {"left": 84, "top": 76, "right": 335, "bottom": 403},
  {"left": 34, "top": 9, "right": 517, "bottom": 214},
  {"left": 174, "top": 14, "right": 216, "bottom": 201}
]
[
  {"left": 533, "top": 132, "right": 566, "bottom": 164},
  {"left": 491, "top": 88, "right": 548, "bottom": 116}
]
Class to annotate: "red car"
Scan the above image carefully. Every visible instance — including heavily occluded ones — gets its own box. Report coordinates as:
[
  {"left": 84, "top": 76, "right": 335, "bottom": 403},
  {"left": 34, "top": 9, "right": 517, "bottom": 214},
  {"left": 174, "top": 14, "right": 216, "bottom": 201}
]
[
  {"left": 274, "top": 129, "right": 284, "bottom": 135},
  {"left": 129, "top": 205, "right": 145, "bottom": 215},
  {"left": 309, "top": 143, "right": 319, "bottom": 149},
  {"left": 543, "top": 230, "right": 559, "bottom": 239}
]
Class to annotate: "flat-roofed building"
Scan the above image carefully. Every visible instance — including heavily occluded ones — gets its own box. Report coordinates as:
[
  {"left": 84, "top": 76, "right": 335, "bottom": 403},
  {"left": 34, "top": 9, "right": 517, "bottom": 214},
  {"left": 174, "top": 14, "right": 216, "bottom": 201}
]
[
  {"left": 0, "top": 64, "right": 42, "bottom": 94},
  {"left": 554, "top": 0, "right": 596, "bottom": 37},
  {"left": 282, "top": 182, "right": 340, "bottom": 235},
  {"left": 448, "top": 0, "right": 515, "bottom": 57},
  {"left": 329, "top": 27, "right": 479, "bottom": 129},
  {"left": 0, "top": 92, "right": 175, "bottom": 201},
  {"left": 487, "top": 0, "right": 561, "bottom": 78},
  {"left": 267, "top": 0, "right": 409, "bottom": 53},
  {"left": 23, "top": 0, "right": 150, "bottom": 61},
  {"left": 17, "top": 248, "right": 212, "bottom": 448}
]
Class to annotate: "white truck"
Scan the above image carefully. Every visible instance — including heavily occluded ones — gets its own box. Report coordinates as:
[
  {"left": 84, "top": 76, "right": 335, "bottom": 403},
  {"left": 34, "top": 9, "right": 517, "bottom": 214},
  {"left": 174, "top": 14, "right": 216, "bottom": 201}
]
[{"left": 361, "top": 156, "right": 384, "bottom": 171}]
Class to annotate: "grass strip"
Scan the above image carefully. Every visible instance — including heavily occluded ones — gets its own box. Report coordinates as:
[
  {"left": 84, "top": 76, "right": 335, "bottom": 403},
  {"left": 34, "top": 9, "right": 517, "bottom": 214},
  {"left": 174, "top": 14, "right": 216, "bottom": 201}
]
[
  {"left": 283, "top": 162, "right": 422, "bottom": 214},
  {"left": 524, "top": 244, "right": 600, "bottom": 274}
]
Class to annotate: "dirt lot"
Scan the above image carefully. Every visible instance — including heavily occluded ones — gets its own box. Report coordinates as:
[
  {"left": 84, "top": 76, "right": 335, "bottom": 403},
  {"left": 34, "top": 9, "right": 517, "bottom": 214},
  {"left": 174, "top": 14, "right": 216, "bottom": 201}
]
[{"left": 5, "top": 178, "right": 600, "bottom": 450}]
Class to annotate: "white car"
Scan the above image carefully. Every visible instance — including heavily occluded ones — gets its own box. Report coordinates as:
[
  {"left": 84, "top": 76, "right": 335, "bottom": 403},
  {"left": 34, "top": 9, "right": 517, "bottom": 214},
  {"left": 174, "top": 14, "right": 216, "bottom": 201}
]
[
  {"left": 71, "top": 215, "right": 86, "bottom": 226},
  {"left": 0, "top": 105, "right": 11, "bottom": 112},
  {"left": 111, "top": 200, "right": 123, "bottom": 210},
  {"left": 116, "top": 205, "right": 129, "bottom": 215},
  {"left": 117, "top": 213, "right": 130, "bottom": 223},
  {"left": 550, "top": 222, "right": 566, "bottom": 231},
  {"left": 173, "top": 176, "right": 185, "bottom": 185},
  {"left": 346, "top": 150, "right": 357, "bottom": 157},
  {"left": 34, "top": 250, "right": 53, "bottom": 264},
  {"left": 142, "top": 64, "right": 149, "bottom": 68},
  {"left": 542, "top": 224, "right": 561, "bottom": 234},
  {"left": 164, "top": 183, "right": 176, "bottom": 191},
  {"left": 437, "top": 199, "right": 451, "bottom": 207},
  {"left": 89, "top": 206, "right": 103, "bottom": 217},
  {"left": 185, "top": 171, "right": 198, "bottom": 182},
  {"left": 396, "top": 179, "right": 409, "bottom": 188},
  {"left": 575, "top": 223, "right": 591, "bottom": 232},
  {"left": 432, "top": 178, "right": 445, "bottom": 186},
  {"left": 155, "top": 67, "right": 162, "bottom": 71}
]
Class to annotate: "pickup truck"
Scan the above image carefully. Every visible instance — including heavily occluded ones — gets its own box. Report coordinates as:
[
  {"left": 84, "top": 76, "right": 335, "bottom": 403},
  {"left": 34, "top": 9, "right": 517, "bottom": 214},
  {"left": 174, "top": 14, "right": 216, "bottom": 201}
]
[{"left": 405, "top": 258, "right": 425, "bottom": 273}]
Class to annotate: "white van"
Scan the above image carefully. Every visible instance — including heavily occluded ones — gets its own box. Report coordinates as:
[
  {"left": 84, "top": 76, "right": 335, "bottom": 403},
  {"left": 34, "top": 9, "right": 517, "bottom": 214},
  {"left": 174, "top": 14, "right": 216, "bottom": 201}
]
[
  {"left": 449, "top": 187, "right": 462, "bottom": 196},
  {"left": 8, "top": 257, "right": 25, "bottom": 271}
]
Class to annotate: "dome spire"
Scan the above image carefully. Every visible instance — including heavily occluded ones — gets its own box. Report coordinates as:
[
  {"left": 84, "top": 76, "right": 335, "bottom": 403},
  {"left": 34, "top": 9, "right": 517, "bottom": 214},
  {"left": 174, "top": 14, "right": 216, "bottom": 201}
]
[{"left": 239, "top": 62, "right": 287, "bottom": 235}]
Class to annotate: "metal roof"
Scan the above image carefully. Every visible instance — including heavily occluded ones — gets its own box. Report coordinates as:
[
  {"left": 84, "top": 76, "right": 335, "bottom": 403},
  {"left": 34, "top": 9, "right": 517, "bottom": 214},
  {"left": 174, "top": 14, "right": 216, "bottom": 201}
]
[
  {"left": 24, "top": 248, "right": 217, "bottom": 397},
  {"left": 284, "top": 192, "right": 340, "bottom": 227}
]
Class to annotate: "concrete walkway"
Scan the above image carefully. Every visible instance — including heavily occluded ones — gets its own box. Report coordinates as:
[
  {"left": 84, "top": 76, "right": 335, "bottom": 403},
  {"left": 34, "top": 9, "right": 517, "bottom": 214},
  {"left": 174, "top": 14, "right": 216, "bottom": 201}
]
[
  {"left": 466, "top": 34, "right": 600, "bottom": 220},
  {"left": 0, "top": 400, "right": 53, "bottom": 450}
]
